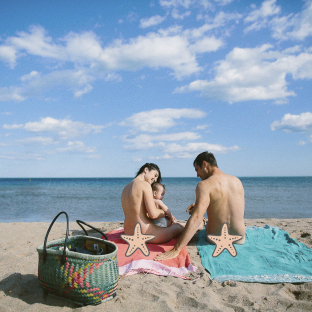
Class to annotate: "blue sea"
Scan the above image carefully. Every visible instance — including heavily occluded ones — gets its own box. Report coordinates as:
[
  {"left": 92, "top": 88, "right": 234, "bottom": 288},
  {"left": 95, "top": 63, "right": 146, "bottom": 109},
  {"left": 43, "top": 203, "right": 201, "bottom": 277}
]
[{"left": 0, "top": 177, "right": 311, "bottom": 223}]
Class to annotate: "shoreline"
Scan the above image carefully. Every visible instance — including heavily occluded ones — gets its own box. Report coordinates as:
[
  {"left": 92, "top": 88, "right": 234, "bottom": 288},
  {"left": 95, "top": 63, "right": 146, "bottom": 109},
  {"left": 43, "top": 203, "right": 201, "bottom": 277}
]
[{"left": 1, "top": 218, "right": 312, "bottom": 311}]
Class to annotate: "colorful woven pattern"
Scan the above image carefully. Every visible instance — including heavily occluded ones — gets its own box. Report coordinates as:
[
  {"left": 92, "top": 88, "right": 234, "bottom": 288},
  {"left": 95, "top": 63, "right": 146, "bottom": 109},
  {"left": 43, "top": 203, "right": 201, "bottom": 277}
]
[{"left": 37, "top": 235, "right": 119, "bottom": 306}]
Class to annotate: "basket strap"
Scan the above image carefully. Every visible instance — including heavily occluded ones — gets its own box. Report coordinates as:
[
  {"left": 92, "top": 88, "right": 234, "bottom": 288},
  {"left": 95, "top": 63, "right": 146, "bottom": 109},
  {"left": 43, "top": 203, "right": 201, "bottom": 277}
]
[
  {"left": 43, "top": 211, "right": 69, "bottom": 264},
  {"left": 76, "top": 220, "right": 108, "bottom": 241}
]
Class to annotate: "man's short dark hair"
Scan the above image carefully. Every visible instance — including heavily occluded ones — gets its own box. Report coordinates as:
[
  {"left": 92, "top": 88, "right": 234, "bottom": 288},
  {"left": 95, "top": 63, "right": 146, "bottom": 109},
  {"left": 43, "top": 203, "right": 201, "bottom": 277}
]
[
  {"left": 193, "top": 151, "right": 218, "bottom": 168},
  {"left": 136, "top": 163, "right": 162, "bottom": 182}
]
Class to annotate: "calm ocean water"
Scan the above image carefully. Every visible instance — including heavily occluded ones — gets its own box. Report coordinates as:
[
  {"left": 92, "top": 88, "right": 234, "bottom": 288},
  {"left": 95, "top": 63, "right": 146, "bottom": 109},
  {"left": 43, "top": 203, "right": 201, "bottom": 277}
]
[{"left": 0, "top": 177, "right": 311, "bottom": 223}]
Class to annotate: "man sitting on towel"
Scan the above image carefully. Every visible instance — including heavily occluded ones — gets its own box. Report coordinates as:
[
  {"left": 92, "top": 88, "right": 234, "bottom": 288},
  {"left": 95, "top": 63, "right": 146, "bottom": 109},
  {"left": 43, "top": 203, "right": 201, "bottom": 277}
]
[{"left": 155, "top": 151, "right": 246, "bottom": 260}]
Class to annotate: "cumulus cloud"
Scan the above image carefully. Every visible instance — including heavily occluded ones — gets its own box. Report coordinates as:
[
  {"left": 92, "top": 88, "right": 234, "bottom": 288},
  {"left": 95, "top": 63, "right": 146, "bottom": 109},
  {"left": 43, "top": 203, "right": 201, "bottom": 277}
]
[
  {"left": 3, "top": 117, "right": 105, "bottom": 140},
  {"left": 0, "top": 24, "right": 213, "bottom": 82},
  {"left": 270, "top": 112, "right": 312, "bottom": 132},
  {"left": 0, "top": 14, "right": 241, "bottom": 101},
  {"left": 120, "top": 108, "right": 206, "bottom": 133},
  {"left": 175, "top": 44, "right": 312, "bottom": 103},
  {"left": 271, "top": 112, "right": 312, "bottom": 143}
]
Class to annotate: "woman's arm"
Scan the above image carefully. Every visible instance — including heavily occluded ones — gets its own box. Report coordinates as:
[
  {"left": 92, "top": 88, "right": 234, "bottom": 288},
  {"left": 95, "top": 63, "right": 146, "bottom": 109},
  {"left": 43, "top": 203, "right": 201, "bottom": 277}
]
[{"left": 143, "top": 183, "right": 166, "bottom": 219}]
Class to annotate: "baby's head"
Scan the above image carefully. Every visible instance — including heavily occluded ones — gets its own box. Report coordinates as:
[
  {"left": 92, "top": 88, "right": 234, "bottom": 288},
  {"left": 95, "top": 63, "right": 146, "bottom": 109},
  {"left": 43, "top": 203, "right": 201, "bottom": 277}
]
[{"left": 152, "top": 182, "right": 165, "bottom": 200}]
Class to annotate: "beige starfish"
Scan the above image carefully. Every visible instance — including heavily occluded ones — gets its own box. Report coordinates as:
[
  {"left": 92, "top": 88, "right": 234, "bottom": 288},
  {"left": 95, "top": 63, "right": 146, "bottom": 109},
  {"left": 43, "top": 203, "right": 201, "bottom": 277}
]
[
  {"left": 207, "top": 223, "right": 242, "bottom": 257},
  {"left": 121, "top": 222, "right": 155, "bottom": 257}
]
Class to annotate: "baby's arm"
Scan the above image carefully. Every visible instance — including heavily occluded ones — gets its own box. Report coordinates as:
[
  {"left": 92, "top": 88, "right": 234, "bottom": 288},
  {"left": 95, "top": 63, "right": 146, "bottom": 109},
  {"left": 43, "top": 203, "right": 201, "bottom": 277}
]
[{"left": 154, "top": 199, "right": 176, "bottom": 224}]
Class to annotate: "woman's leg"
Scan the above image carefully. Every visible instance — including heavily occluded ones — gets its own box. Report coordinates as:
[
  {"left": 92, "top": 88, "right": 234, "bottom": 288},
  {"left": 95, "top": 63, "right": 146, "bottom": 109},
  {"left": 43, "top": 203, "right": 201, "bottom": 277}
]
[{"left": 146, "top": 222, "right": 185, "bottom": 244}]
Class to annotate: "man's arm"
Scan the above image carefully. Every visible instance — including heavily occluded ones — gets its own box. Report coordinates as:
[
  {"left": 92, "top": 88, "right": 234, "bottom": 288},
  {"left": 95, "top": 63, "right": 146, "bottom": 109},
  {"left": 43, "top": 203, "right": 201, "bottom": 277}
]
[{"left": 154, "top": 182, "right": 210, "bottom": 260}]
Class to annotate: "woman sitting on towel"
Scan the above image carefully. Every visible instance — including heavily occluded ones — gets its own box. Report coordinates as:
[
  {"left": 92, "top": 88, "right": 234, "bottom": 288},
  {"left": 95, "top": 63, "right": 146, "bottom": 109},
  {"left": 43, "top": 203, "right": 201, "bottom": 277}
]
[{"left": 121, "top": 163, "right": 185, "bottom": 244}]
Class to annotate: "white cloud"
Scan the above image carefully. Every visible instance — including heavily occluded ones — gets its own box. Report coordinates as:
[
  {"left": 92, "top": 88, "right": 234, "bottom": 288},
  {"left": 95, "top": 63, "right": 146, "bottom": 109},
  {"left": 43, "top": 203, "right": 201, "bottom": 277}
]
[
  {"left": 140, "top": 15, "right": 167, "bottom": 28},
  {"left": 20, "top": 71, "right": 40, "bottom": 82},
  {"left": 0, "top": 21, "right": 231, "bottom": 101},
  {"left": 270, "top": 0, "right": 312, "bottom": 41},
  {"left": 163, "top": 142, "right": 239, "bottom": 154},
  {"left": 0, "top": 68, "right": 96, "bottom": 101},
  {"left": 0, "top": 152, "right": 45, "bottom": 161},
  {"left": 244, "top": 0, "right": 281, "bottom": 33},
  {"left": 195, "top": 124, "right": 209, "bottom": 130},
  {"left": 120, "top": 108, "right": 206, "bottom": 133},
  {"left": 123, "top": 131, "right": 201, "bottom": 150},
  {"left": 172, "top": 9, "right": 191, "bottom": 20},
  {"left": 3, "top": 117, "right": 104, "bottom": 140},
  {"left": 86, "top": 155, "right": 102, "bottom": 159},
  {"left": 120, "top": 108, "right": 239, "bottom": 159},
  {"left": 0, "top": 45, "right": 17, "bottom": 68},
  {"left": 270, "top": 112, "right": 312, "bottom": 133},
  {"left": 244, "top": 0, "right": 312, "bottom": 41},
  {"left": 298, "top": 140, "right": 307, "bottom": 145},
  {"left": 132, "top": 157, "right": 143, "bottom": 162},
  {"left": 159, "top": 0, "right": 193, "bottom": 9},
  {"left": 190, "top": 36, "right": 224, "bottom": 53},
  {"left": 104, "top": 73, "right": 122, "bottom": 82},
  {"left": 0, "top": 86, "right": 25, "bottom": 102},
  {"left": 14, "top": 136, "right": 57, "bottom": 145},
  {"left": 175, "top": 44, "right": 312, "bottom": 103},
  {"left": 74, "top": 84, "right": 93, "bottom": 98},
  {"left": 55, "top": 141, "right": 96, "bottom": 153}
]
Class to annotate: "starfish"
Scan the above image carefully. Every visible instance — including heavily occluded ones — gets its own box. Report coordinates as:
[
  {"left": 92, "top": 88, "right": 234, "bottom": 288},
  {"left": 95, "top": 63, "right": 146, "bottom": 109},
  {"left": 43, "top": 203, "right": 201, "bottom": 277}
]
[
  {"left": 207, "top": 223, "right": 242, "bottom": 257},
  {"left": 120, "top": 222, "right": 155, "bottom": 257}
]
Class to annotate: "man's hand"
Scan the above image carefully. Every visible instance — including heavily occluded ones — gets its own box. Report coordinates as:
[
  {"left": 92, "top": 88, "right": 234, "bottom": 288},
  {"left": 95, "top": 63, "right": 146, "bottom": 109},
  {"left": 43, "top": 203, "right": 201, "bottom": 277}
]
[
  {"left": 186, "top": 203, "right": 195, "bottom": 215},
  {"left": 154, "top": 248, "right": 181, "bottom": 261}
]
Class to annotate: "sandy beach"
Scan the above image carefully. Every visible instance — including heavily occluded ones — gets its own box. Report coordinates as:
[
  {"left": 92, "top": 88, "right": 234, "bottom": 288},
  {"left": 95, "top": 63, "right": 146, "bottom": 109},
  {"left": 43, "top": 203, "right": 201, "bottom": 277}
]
[{"left": 1, "top": 218, "right": 312, "bottom": 312}]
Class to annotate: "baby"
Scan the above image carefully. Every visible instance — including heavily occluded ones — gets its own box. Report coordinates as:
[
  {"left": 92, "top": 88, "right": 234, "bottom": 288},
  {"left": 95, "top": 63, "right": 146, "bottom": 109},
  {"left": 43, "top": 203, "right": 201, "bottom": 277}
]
[{"left": 151, "top": 182, "right": 175, "bottom": 227}]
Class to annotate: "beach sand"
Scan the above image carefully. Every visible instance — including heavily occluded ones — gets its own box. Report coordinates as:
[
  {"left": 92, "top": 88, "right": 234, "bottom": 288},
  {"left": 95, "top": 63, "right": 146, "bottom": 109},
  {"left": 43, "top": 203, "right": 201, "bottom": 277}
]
[{"left": 1, "top": 218, "right": 312, "bottom": 312}]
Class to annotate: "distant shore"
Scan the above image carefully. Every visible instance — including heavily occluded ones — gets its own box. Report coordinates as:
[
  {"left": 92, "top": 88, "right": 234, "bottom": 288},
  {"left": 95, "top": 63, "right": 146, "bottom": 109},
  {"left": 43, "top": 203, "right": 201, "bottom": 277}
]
[{"left": 0, "top": 218, "right": 312, "bottom": 311}]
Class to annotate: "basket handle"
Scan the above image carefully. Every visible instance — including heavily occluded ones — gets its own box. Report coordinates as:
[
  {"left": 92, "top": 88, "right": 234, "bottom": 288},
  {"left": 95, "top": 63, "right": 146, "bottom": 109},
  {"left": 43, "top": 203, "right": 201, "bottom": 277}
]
[
  {"left": 43, "top": 211, "right": 69, "bottom": 265},
  {"left": 76, "top": 220, "right": 108, "bottom": 241}
]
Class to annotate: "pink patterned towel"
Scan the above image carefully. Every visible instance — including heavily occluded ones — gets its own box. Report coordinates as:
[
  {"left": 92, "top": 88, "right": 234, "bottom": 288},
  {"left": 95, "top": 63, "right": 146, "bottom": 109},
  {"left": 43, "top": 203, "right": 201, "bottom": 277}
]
[{"left": 104, "top": 228, "right": 197, "bottom": 280}]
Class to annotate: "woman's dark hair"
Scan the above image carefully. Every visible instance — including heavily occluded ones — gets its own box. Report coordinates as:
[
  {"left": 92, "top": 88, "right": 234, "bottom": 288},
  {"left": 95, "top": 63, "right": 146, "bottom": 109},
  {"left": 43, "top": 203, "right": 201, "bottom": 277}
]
[
  {"left": 193, "top": 151, "right": 218, "bottom": 168},
  {"left": 135, "top": 163, "right": 162, "bottom": 182}
]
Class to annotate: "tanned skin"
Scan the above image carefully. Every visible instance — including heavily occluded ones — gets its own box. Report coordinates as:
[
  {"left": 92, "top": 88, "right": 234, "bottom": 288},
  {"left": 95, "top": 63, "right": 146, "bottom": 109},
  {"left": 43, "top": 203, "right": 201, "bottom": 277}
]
[
  {"left": 154, "top": 161, "right": 245, "bottom": 260},
  {"left": 121, "top": 167, "right": 184, "bottom": 244}
]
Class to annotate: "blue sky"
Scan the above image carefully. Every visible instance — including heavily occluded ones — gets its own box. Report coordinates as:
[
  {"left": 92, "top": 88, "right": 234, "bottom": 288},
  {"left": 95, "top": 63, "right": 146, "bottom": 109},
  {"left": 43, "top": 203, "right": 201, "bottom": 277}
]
[{"left": 0, "top": 0, "right": 312, "bottom": 178}]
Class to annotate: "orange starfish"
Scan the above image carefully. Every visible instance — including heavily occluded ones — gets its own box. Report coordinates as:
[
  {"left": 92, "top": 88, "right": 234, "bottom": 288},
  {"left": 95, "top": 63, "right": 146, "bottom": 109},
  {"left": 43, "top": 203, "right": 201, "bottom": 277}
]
[
  {"left": 121, "top": 222, "right": 155, "bottom": 257},
  {"left": 207, "top": 223, "right": 242, "bottom": 257}
]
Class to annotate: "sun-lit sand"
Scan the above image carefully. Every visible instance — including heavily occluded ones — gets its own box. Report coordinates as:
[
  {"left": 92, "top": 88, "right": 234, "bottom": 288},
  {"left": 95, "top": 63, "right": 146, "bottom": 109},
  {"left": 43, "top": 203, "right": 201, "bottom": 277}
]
[{"left": 0, "top": 219, "right": 312, "bottom": 311}]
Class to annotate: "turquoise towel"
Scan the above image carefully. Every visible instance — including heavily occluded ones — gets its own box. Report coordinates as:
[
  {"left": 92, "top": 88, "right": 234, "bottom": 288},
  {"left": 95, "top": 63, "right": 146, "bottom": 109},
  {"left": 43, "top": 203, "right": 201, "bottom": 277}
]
[{"left": 197, "top": 225, "right": 312, "bottom": 283}]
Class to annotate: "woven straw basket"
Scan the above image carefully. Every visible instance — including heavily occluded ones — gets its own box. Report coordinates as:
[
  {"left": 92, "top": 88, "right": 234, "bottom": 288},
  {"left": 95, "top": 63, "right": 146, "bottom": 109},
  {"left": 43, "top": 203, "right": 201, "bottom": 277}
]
[{"left": 36, "top": 212, "right": 119, "bottom": 306}]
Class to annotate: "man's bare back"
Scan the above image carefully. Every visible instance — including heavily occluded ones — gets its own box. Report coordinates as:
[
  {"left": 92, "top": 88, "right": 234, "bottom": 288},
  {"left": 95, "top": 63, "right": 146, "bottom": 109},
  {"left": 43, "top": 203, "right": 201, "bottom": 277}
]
[
  {"left": 201, "top": 172, "right": 246, "bottom": 244},
  {"left": 121, "top": 166, "right": 184, "bottom": 244},
  {"left": 154, "top": 151, "right": 246, "bottom": 261}
]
